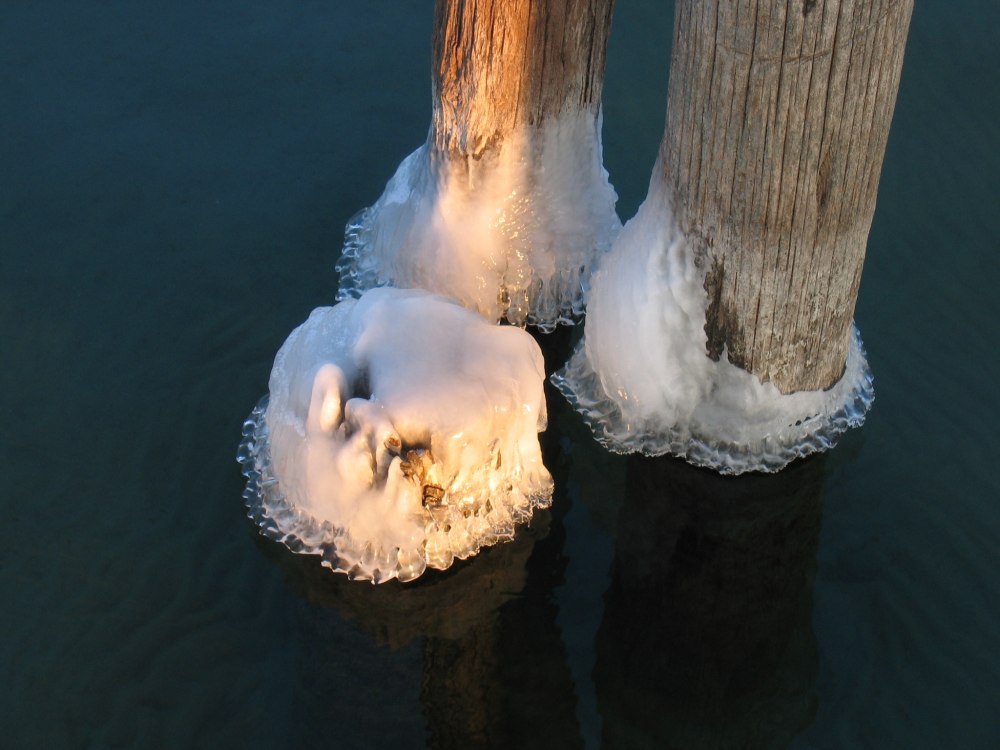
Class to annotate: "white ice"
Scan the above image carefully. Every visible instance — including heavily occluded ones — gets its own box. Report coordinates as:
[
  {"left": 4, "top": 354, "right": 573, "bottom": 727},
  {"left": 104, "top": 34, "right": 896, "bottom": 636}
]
[
  {"left": 552, "top": 178, "right": 874, "bottom": 475},
  {"left": 336, "top": 112, "right": 621, "bottom": 330},
  {"left": 257, "top": 287, "right": 553, "bottom": 582}
]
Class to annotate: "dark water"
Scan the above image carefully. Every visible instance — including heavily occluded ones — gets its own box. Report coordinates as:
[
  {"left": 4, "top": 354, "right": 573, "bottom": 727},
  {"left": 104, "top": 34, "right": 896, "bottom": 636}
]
[{"left": 2, "top": 1, "right": 998, "bottom": 748}]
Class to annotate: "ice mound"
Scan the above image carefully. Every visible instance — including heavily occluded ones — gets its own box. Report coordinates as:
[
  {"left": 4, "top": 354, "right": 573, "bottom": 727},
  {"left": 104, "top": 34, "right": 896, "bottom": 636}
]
[
  {"left": 552, "top": 190, "right": 874, "bottom": 475},
  {"left": 336, "top": 112, "right": 621, "bottom": 331},
  {"left": 238, "top": 288, "right": 553, "bottom": 583}
]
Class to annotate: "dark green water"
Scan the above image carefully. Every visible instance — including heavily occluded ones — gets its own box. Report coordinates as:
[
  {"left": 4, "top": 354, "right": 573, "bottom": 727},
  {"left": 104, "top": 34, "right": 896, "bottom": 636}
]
[{"left": 2, "top": 1, "right": 998, "bottom": 748}]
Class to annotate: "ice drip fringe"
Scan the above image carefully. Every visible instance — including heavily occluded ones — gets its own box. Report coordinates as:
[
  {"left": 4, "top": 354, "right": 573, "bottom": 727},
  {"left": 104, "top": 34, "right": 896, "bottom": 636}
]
[
  {"left": 337, "top": 0, "right": 619, "bottom": 329},
  {"left": 552, "top": 186, "right": 875, "bottom": 475}
]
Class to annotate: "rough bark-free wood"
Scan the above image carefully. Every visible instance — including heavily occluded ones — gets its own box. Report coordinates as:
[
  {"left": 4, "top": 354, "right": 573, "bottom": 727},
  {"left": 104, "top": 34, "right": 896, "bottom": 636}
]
[
  {"left": 662, "top": 0, "right": 913, "bottom": 392},
  {"left": 432, "top": 0, "right": 615, "bottom": 158}
]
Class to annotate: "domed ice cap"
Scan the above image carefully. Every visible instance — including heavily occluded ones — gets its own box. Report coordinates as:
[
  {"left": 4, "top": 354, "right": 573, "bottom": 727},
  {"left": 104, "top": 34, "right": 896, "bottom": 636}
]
[{"left": 240, "top": 287, "right": 553, "bottom": 583}]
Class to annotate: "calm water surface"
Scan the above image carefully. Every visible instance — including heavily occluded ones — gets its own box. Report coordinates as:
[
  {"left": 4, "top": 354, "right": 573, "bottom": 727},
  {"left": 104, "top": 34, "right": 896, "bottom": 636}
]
[{"left": 2, "top": 1, "right": 998, "bottom": 748}]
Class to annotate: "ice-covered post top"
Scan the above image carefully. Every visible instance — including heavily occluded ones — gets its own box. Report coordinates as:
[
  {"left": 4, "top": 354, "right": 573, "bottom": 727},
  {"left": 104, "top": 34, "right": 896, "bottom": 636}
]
[
  {"left": 337, "top": 0, "right": 620, "bottom": 330},
  {"left": 240, "top": 288, "right": 554, "bottom": 583},
  {"left": 555, "top": 0, "right": 913, "bottom": 473}
]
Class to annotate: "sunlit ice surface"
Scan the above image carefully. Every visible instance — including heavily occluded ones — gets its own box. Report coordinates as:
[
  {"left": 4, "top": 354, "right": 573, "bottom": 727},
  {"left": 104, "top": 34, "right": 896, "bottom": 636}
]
[
  {"left": 336, "top": 112, "right": 621, "bottom": 330},
  {"left": 238, "top": 288, "right": 553, "bottom": 583},
  {"left": 552, "top": 181, "right": 874, "bottom": 475}
]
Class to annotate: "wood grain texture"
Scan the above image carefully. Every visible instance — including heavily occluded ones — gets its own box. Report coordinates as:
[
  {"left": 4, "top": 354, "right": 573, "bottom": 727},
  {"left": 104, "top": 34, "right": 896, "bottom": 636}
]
[
  {"left": 662, "top": 0, "right": 913, "bottom": 392},
  {"left": 432, "top": 0, "right": 615, "bottom": 158}
]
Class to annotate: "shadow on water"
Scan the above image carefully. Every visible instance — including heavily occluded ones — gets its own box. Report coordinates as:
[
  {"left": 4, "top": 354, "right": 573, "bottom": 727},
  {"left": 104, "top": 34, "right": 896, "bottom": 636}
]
[
  {"left": 250, "top": 398, "right": 585, "bottom": 749},
  {"left": 595, "top": 454, "right": 826, "bottom": 749}
]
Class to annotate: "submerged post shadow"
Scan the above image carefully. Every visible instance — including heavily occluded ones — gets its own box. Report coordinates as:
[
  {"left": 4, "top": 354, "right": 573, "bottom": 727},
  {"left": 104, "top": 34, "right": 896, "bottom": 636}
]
[
  {"left": 595, "top": 454, "right": 826, "bottom": 749},
  {"left": 250, "top": 426, "right": 584, "bottom": 749}
]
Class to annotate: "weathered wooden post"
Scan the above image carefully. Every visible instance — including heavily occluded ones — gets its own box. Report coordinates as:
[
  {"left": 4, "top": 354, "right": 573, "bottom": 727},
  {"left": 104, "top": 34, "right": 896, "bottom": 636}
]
[
  {"left": 337, "top": 0, "right": 619, "bottom": 329},
  {"left": 555, "top": 0, "right": 913, "bottom": 473},
  {"left": 670, "top": 0, "right": 914, "bottom": 393}
]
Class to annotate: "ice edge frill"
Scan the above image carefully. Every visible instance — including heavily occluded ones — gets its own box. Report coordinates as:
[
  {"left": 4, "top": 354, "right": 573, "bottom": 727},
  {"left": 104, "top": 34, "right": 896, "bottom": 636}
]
[
  {"left": 335, "top": 112, "right": 620, "bottom": 332},
  {"left": 551, "top": 324, "right": 875, "bottom": 475},
  {"left": 336, "top": 203, "right": 595, "bottom": 334},
  {"left": 237, "top": 396, "right": 554, "bottom": 583}
]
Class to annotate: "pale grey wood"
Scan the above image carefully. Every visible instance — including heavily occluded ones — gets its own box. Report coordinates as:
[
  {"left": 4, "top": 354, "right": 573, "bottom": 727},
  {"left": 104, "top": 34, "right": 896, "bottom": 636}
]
[
  {"left": 431, "top": 0, "right": 615, "bottom": 158},
  {"left": 662, "top": 0, "right": 913, "bottom": 392}
]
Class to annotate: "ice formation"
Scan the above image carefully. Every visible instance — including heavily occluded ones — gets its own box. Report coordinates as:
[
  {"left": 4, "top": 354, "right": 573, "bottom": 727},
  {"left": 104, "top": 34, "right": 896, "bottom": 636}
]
[
  {"left": 238, "top": 288, "right": 553, "bottom": 583},
  {"left": 552, "top": 179, "right": 875, "bottom": 475},
  {"left": 336, "top": 112, "right": 620, "bottom": 330}
]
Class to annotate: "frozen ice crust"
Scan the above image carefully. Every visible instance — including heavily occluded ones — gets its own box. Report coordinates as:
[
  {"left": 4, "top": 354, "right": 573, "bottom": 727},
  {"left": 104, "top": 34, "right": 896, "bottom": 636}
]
[
  {"left": 552, "top": 191, "right": 874, "bottom": 475},
  {"left": 336, "top": 112, "right": 620, "bottom": 330},
  {"left": 239, "top": 288, "right": 553, "bottom": 582}
]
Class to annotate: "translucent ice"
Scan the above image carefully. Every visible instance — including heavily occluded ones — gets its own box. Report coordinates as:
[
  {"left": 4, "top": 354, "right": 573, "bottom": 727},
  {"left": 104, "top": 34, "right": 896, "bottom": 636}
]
[
  {"left": 239, "top": 288, "right": 553, "bottom": 582},
  {"left": 336, "top": 112, "right": 621, "bottom": 330},
  {"left": 552, "top": 183, "right": 874, "bottom": 475}
]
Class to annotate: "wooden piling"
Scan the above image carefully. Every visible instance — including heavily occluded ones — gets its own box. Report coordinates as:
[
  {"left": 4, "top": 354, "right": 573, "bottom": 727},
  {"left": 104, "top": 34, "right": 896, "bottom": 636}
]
[
  {"left": 662, "top": 0, "right": 913, "bottom": 392},
  {"left": 431, "top": 0, "right": 615, "bottom": 160}
]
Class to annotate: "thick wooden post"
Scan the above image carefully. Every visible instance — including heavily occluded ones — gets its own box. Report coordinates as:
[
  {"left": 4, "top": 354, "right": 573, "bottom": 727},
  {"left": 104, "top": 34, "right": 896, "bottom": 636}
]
[
  {"left": 432, "top": 0, "right": 614, "bottom": 158},
  {"left": 663, "top": 0, "right": 913, "bottom": 392}
]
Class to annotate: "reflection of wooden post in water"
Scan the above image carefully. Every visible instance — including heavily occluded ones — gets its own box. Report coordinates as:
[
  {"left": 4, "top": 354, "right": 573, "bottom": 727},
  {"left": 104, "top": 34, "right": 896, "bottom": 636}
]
[
  {"left": 420, "top": 510, "right": 582, "bottom": 750},
  {"left": 265, "top": 509, "right": 581, "bottom": 748},
  {"left": 595, "top": 456, "right": 825, "bottom": 748}
]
